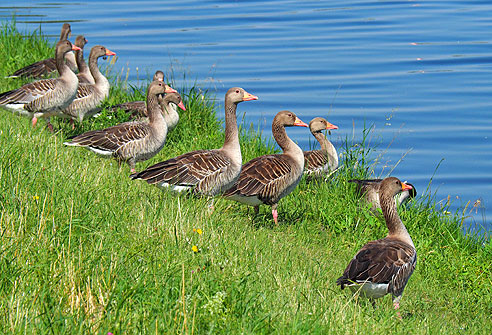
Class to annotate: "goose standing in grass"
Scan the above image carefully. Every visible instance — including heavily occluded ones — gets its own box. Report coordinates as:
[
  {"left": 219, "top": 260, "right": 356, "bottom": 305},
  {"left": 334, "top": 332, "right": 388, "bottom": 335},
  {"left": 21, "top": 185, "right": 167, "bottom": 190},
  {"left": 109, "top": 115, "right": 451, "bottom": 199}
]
[
  {"left": 337, "top": 177, "right": 416, "bottom": 319},
  {"left": 73, "top": 35, "right": 94, "bottom": 85},
  {"left": 60, "top": 45, "right": 116, "bottom": 123},
  {"left": 64, "top": 80, "right": 179, "bottom": 172},
  {"left": 303, "top": 117, "right": 339, "bottom": 178},
  {"left": 108, "top": 70, "right": 165, "bottom": 118},
  {"left": 7, "top": 23, "right": 77, "bottom": 79},
  {"left": 0, "top": 40, "right": 80, "bottom": 129},
  {"left": 131, "top": 87, "right": 258, "bottom": 196},
  {"left": 223, "top": 110, "right": 308, "bottom": 225},
  {"left": 349, "top": 178, "right": 417, "bottom": 211}
]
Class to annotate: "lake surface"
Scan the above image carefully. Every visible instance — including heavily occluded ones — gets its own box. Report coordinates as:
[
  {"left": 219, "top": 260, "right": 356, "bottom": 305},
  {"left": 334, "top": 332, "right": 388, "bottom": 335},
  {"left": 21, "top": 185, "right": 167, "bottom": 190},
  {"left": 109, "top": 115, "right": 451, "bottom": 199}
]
[{"left": 2, "top": 0, "right": 491, "bottom": 234}]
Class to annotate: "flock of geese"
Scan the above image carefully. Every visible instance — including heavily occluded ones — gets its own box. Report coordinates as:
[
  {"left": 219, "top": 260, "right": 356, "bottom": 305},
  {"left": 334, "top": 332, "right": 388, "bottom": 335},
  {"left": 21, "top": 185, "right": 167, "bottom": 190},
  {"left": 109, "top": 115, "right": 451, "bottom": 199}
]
[{"left": 1, "top": 23, "right": 419, "bottom": 318}]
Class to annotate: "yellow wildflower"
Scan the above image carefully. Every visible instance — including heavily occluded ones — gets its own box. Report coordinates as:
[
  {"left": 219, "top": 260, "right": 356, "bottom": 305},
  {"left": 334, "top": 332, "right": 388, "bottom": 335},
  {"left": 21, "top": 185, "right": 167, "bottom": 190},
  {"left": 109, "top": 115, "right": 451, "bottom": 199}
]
[
  {"left": 193, "top": 228, "right": 203, "bottom": 235},
  {"left": 33, "top": 195, "right": 39, "bottom": 201},
  {"left": 192, "top": 245, "right": 199, "bottom": 253}
]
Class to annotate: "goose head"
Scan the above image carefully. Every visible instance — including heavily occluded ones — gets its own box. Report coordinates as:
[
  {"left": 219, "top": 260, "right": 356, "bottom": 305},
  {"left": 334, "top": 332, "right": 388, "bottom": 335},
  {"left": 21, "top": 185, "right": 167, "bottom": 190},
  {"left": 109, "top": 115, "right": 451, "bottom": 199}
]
[{"left": 309, "top": 117, "right": 338, "bottom": 134}]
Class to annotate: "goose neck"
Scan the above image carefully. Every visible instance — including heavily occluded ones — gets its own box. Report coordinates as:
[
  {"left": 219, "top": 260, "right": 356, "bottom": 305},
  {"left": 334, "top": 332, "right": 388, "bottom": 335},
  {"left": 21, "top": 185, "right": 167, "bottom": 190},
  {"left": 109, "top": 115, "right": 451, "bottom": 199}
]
[
  {"left": 75, "top": 48, "right": 89, "bottom": 74},
  {"left": 313, "top": 131, "right": 338, "bottom": 168},
  {"left": 222, "top": 101, "right": 240, "bottom": 152},
  {"left": 147, "top": 93, "right": 165, "bottom": 125},
  {"left": 162, "top": 101, "right": 179, "bottom": 129},
  {"left": 56, "top": 48, "right": 71, "bottom": 76},
  {"left": 380, "top": 191, "right": 414, "bottom": 247},
  {"left": 88, "top": 53, "right": 104, "bottom": 84}
]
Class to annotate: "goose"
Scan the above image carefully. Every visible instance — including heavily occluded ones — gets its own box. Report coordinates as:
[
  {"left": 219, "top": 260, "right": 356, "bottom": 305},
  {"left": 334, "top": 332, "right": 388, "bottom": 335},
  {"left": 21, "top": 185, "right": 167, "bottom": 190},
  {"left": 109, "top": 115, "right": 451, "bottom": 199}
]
[
  {"left": 60, "top": 45, "right": 117, "bottom": 122},
  {"left": 337, "top": 177, "right": 416, "bottom": 318},
  {"left": 64, "top": 80, "right": 179, "bottom": 172},
  {"left": 223, "top": 110, "right": 308, "bottom": 225},
  {"left": 7, "top": 23, "right": 77, "bottom": 79},
  {"left": 303, "top": 117, "right": 339, "bottom": 178},
  {"left": 131, "top": 87, "right": 258, "bottom": 196},
  {"left": 349, "top": 178, "right": 417, "bottom": 211},
  {"left": 0, "top": 40, "right": 81, "bottom": 128},
  {"left": 108, "top": 71, "right": 167, "bottom": 118},
  {"left": 74, "top": 35, "right": 94, "bottom": 85}
]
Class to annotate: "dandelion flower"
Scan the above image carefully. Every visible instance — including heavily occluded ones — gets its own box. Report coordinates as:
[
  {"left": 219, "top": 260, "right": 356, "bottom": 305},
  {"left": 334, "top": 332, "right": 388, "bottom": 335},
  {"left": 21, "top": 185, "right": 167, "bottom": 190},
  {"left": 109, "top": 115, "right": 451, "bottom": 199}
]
[
  {"left": 192, "top": 245, "right": 199, "bottom": 253},
  {"left": 193, "top": 228, "right": 203, "bottom": 235},
  {"left": 33, "top": 195, "right": 39, "bottom": 201}
]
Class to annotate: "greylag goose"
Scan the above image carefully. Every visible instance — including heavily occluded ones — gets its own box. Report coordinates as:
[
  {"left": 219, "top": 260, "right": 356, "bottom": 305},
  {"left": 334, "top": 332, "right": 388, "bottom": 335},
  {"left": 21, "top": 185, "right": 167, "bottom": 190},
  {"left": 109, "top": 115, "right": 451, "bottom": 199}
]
[
  {"left": 337, "top": 177, "right": 416, "bottom": 318},
  {"left": 349, "top": 178, "right": 417, "bottom": 211},
  {"left": 64, "top": 80, "right": 179, "bottom": 172},
  {"left": 223, "top": 110, "right": 309, "bottom": 225},
  {"left": 60, "top": 45, "right": 117, "bottom": 122},
  {"left": 0, "top": 40, "right": 81, "bottom": 128},
  {"left": 108, "top": 71, "right": 166, "bottom": 118},
  {"left": 131, "top": 87, "right": 258, "bottom": 196},
  {"left": 74, "top": 35, "right": 94, "bottom": 85},
  {"left": 7, "top": 23, "right": 77, "bottom": 79},
  {"left": 304, "top": 117, "right": 339, "bottom": 178}
]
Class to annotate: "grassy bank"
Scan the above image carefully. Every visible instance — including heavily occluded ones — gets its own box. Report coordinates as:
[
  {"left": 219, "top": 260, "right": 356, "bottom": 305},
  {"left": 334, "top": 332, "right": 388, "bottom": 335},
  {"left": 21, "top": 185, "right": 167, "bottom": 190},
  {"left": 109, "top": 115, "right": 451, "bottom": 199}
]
[{"left": 0, "top": 22, "right": 491, "bottom": 334}]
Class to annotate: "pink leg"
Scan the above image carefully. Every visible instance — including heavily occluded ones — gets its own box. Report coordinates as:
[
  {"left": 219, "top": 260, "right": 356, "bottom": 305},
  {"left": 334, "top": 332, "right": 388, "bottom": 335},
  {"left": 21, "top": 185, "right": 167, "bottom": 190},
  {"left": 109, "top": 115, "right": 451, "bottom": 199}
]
[
  {"left": 208, "top": 200, "right": 215, "bottom": 214},
  {"left": 32, "top": 117, "right": 38, "bottom": 127},
  {"left": 130, "top": 168, "right": 136, "bottom": 173},
  {"left": 393, "top": 300, "right": 402, "bottom": 320},
  {"left": 272, "top": 208, "right": 278, "bottom": 225}
]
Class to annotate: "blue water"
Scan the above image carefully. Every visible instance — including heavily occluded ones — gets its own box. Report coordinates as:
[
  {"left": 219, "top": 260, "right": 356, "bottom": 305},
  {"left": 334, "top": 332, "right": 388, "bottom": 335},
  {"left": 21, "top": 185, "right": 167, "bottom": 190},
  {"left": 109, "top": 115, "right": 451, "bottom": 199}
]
[{"left": 2, "top": 0, "right": 491, "bottom": 233}]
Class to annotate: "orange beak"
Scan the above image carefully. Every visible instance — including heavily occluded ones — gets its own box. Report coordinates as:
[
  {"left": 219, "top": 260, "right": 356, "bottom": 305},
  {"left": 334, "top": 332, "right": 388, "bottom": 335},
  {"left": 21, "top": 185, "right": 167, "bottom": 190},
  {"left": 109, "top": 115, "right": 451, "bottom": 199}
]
[
  {"left": 71, "top": 45, "right": 81, "bottom": 51},
  {"left": 402, "top": 182, "right": 413, "bottom": 191},
  {"left": 105, "top": 49, "right": 116, "bottom": 56},
  {"left": 326, "top": 122, "right": 338, "bottom": 130},
  {"left": 165, "top": 85, "right": 178, "bottom": 94},
  {"left": 242, "top": 91, "right": 259, "bottom": 101},
  {"left": 178, "top": 101, "right": 186, "bottom": 111},
  {"left": 294, "top": 117, "right": 309, "bottom": 127}
]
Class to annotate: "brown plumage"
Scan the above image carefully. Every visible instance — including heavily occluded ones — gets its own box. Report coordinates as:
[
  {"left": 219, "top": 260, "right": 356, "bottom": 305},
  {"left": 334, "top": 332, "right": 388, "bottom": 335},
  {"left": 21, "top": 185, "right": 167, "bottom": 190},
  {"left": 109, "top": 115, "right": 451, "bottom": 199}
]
[
  {"left": 108, "top": 71, "right": 165, "bottom": 118},
  {"left": 7, "top": 23, "right": 77, "bottom": 79},
  {"left": 60, "top": 45, "right": 117, "bottom": 122},
  {"left": 337, "top": 177, "right": 416, "bottom": 317},
  {"left": 74, "top": 35, "right": 94, "bottom": 84},
  {"left": 0, "top": 40, "right": 81, "bottom": 128},
  {"left": 64, "top": 80, "right": 179, "bottom": 172},
  {"left": 303, "top": 117, "right": 339, "bottom": 178},
  {"left": 349, "top": 179, "right": 417, "bottom": 211},
  {"left": 131, "top": 87, "right": 258, "bottom": 196},
  {"left": 223, "top": 110, "right": 309, "bottom": 225}
]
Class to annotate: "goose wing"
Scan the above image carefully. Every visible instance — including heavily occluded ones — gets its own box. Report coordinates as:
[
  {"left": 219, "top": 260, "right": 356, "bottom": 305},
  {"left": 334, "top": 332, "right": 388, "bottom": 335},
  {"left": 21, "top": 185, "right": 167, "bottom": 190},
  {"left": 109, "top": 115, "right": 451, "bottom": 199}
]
[
  {"left": 224, "top": 155, "right": 293, "bottom": 204},
  {"left": 131, "top": 149, "right": 231, "bottom": 189},
  {"left": 336, "top": 238, "right": 416, "bottom": 296},
  {"left": 67, "top": 122, "right": 150, "bottom": 153},
  {"left": 0, "top": 78, "right": 58, "bottom": 105}
]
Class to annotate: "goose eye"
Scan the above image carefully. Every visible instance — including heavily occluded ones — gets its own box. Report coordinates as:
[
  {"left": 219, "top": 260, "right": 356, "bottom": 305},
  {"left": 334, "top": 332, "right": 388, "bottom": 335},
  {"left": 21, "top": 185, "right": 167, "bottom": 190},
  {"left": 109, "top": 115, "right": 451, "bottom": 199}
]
[{"left": 235, "top": 90, "right": 240, "bottom": 94}]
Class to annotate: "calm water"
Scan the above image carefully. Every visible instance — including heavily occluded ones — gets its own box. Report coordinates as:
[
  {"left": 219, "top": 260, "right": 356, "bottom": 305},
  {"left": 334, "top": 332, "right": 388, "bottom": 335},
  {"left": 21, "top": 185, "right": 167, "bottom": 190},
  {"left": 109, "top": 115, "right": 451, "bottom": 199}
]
[{"left": 2, "top": 0, "right": 491, "bottom": 233}]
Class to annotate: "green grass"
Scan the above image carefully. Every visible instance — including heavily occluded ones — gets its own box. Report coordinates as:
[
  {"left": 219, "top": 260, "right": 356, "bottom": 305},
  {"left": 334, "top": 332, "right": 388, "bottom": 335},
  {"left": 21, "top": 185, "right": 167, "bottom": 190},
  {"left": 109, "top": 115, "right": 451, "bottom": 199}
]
[{"left": 1, "top": 21, "right": 491, "bottom": 334}]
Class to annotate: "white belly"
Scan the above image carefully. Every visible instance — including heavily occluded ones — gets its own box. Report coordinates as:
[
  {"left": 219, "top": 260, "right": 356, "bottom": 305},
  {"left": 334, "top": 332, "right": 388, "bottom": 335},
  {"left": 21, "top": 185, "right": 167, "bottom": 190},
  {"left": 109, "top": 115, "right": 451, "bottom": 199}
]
[
  {"left": 225, "top": 194, "right": 263, "bottom": 206},
  {"left": 348, "top": 282, "right": 389, "bottom": 299},
  {"left": 157, "top": 182, "right": 193, "bottom": 193}
]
